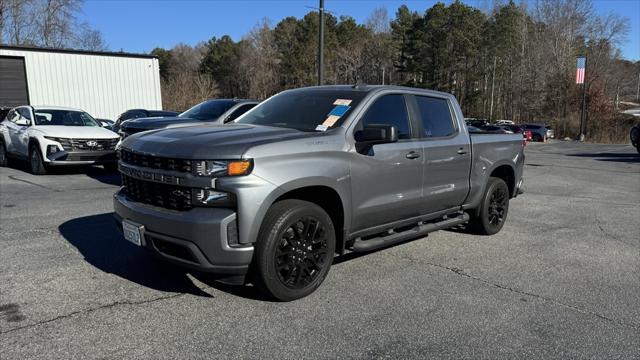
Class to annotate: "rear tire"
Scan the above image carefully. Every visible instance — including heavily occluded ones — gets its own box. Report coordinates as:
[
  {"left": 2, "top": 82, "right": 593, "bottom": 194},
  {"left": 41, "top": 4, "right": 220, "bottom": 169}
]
[
  {"left": 0, "top": 141, "right": 8, "bottom": 167},
  {"left": 29, "top": 145, "right": 48, "bottom": 175},
  {"left": 533, "top": 133, "right": 542, "bottom": 142},
  {"left": 469, "top": 177, "right": 510, "bottom": 235},
  {"left": 253, "top": 199, "right": 336, "bottom": 301},
  {"left": 631, "top": 126, "right": 640, "bottom": 154}
]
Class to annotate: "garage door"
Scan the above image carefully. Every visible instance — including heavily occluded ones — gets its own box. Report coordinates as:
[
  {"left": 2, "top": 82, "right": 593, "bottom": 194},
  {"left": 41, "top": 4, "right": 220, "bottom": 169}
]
[{"left": 0, "top": 56, "right": 29, "bottom": 107}]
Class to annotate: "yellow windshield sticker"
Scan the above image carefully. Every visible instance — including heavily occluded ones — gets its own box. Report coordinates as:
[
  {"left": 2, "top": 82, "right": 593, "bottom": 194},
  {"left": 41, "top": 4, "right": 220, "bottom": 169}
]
[{"left": 322, "top": 115, "right": 341, "bottom": 127}]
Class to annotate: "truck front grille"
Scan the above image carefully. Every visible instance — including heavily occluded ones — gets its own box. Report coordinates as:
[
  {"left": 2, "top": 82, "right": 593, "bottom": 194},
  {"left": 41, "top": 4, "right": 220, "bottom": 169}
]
[
  {"left": 122, "top": 174, "right": 192, "bottom": 211},
  {"left": 120, "top": 149, "right": 192, "bottom": 173}
]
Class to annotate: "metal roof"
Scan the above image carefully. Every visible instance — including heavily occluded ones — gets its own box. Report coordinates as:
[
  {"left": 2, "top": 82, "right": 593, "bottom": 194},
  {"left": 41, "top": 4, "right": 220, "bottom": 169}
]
[{"left": 0, "top": 45, "right": 156, "bottom": 59}]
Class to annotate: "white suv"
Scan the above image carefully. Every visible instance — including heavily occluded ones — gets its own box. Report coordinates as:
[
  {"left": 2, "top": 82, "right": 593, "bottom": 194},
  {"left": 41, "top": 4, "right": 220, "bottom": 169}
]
[{"left": 0, "top": 105, "right": 120, "bottom": 174}]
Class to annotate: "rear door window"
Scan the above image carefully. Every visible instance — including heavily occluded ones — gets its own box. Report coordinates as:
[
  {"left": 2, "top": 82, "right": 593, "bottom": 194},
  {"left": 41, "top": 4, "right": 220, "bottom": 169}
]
[
  {"left": 414, "top": 96, "right": 455, "bottom": 137},
  {"left": 359, "top": 94, "right": 412, "bottom": 139}
]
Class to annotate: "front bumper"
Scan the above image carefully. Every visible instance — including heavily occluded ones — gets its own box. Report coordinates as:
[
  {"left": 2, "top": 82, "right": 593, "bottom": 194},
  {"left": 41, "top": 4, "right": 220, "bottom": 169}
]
[
  {"left": 46, "top": 150, "right": 117, "bottom": 165},
  {"left": 113, "top": 190, "right": 254, "bottom": 275}
]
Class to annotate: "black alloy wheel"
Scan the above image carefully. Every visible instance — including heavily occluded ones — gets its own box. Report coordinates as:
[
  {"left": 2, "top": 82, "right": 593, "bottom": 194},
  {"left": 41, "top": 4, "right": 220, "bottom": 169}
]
[
  {"left": 469, "top": 177, "right": 510, "bottom": 235},
  {"left": 274, "top": 216, "right": 330, "bottom": 290},
  {"left": 487, "top": 185, "right": 508, "bottom": 227},
  {"left": 254, "top": 199, "right": 336, "bottom": 301}
]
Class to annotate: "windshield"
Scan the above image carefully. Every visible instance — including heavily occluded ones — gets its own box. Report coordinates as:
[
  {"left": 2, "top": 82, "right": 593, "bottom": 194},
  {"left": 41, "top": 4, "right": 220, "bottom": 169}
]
[
  {"left": 34, "top": 109, "right": 100, "bottom": 127},
  {"left": 236, "top": 90, "right": 366, "bottom": 132},
  {"left": 179, "top": 100, "right": 234, "bottom": 120}
]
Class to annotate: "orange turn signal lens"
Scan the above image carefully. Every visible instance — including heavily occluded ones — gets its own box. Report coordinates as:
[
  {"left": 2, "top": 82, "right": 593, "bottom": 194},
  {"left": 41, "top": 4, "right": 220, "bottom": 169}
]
[{"left": 227, "top": 160, "right": 252, "bottom": 176}]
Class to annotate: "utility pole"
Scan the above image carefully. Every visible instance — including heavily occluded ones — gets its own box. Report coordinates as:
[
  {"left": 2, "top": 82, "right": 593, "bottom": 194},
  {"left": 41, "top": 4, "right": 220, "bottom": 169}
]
[{"left": 318, "top": 0, "right": 324, "bottom": 86}]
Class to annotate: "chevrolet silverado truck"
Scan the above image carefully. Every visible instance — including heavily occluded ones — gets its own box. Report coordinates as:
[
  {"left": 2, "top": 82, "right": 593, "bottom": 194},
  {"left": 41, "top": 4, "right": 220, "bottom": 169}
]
[{"left": 114, "top": 85, "right": 525, "bottom": 301}]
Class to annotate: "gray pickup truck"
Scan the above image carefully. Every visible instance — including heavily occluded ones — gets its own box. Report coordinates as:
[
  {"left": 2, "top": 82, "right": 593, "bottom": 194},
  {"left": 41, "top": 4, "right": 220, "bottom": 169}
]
[{"left": 114, "top": 85, "right": 525, "bottom": 301}]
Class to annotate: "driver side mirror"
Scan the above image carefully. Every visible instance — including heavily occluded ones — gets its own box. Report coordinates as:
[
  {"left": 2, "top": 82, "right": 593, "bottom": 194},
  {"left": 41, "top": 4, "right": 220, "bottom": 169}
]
[
  {"left": 15, "top": 117, "right": 31, "bottom": 126},
  {"left": 354, "top": 124, "right": 398, "bottom": 145}
]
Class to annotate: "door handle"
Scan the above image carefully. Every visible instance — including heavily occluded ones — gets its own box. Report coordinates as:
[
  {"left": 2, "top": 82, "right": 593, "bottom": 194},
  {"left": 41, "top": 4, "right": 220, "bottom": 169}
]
[
  {"left": 456, "top": 148, "right": 468, "bottom": 155},
  {"left": 406, "top": 151, "right": 421, "bottom": 159}
]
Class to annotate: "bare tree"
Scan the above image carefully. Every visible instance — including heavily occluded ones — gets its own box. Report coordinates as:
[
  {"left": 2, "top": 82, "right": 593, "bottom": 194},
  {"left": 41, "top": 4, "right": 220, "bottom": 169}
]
[
  {"left": 237, "top": 19, "right": 280, "bottom": 99},
  {"left": 5, "top": 0, "right": 38, "bottom": 45},
  {"left": 159, "top": 43, "right": 218, "bottom": 111},
  {"left": 1, "top": 0, "right": 106, "bottom": 50},
  {"left": 365, "top": 7, "right": 390, "bottom": 34},
  {"left": 161, "top": 72, "right": 219, "bottom": 112},
  {"left": 38, "top": 0, "right": 80, "bottom": 47},
  {"left": 74, "top": 22, "right": 106, "bottom": 50}
]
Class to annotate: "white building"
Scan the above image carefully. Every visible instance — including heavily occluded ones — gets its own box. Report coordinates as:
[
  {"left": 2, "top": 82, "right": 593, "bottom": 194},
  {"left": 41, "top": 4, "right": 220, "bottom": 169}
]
[{"left": 0, "top": 45, "right": 162, "bottom": 120}]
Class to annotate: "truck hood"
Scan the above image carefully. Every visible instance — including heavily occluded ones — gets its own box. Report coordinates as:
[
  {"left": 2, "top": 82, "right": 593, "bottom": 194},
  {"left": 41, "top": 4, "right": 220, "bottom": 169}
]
[
  {"left": 35, "top": 125, "right": 119, "bottom": 139},
  {"left": 121, "top": 116, "right": 212, "bottom": 131},
  {"left": 121, "top": 124, "right": 314, "bottom": 158}
]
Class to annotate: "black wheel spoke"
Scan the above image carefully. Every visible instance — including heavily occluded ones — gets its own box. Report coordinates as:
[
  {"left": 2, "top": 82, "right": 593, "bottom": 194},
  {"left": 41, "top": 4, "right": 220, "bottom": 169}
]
[
  {"left": 277, "top": 249, "right": 293, "bottom": 258},
  {"left": 487, "top": 186, "right": 508, "bottom": 227},
  {"left": 310, "top": 221, "right": 320, "bottom": 241},
  {"left": 275, "top": 215, "right": 330, "bottom": 290}
]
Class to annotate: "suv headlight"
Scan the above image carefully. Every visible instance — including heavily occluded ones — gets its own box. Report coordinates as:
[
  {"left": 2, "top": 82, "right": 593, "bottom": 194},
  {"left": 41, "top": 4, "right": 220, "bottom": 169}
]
[
  {"left": 44, "top": 136, "right": 71, "bottom": 150},
  {"left": 193, "top": 159, "right": 253, "bottom": 177}
]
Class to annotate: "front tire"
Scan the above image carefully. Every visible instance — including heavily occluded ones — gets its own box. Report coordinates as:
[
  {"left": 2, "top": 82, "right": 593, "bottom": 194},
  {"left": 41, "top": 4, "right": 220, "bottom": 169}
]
[
  {"left": 0, "top": 141, "right": 8, "bottom": 167},
  {"left": 631, "top": 126, "right": 640, "bottom": 154},
  {"left": 469, "top": 177, "right": 510, "bottom": 235},
  {"left": 29, "top": 145, "right": 48, "bottom": 175},
  {"left": 253, "top": 199, "right": 336, "bottom": 301}
]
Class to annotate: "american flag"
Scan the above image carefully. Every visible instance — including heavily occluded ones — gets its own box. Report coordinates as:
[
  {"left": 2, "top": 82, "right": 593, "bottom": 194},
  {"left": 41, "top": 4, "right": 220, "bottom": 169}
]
[{"left": 576, "top": 57, "right": 586, "bottom": 84}]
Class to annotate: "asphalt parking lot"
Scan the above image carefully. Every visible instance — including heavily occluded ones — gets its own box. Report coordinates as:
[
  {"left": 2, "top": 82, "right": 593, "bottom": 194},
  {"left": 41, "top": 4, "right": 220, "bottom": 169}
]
[{"left": 0, "top": 141, "right": 638, "bottom": 359}]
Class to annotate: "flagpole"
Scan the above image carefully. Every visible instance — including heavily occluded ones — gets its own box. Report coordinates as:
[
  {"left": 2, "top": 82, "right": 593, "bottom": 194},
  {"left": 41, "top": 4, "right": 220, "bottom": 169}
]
[{"left": 579, "top": 56, "right": 587, "bottom": 141}]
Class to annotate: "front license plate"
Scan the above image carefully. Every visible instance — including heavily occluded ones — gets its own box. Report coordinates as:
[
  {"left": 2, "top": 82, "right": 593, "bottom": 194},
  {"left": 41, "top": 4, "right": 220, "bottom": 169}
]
[{"left": 122, "top": 220, "right": 143, "bottom": 246}]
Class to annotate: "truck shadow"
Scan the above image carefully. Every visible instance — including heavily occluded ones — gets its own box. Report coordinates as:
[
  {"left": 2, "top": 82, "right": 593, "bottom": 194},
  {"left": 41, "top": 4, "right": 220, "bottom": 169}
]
[
  {"left": 84, "top": 166, "right": 122, "bottom": 186},
  {"left": 58, "top": 213, "right": 212, "bottom": 297}
]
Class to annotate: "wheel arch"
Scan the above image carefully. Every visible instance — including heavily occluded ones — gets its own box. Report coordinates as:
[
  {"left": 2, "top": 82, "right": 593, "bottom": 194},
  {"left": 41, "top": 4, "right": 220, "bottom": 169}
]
[
  {"left": 271, "top": 183, "right": 347, "bottom": 255},
  {"left": 489, "top": 164, "right": 516, "bottom": 198},
  {"left": 28, "top": 136, "right": 40, "bottom": 151}
]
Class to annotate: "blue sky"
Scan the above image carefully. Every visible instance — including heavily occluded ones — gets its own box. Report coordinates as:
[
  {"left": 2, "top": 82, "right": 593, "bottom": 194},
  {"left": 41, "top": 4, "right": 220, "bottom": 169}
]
[{"left": 81, "top": 0, "right": 640, "bottom": 61}]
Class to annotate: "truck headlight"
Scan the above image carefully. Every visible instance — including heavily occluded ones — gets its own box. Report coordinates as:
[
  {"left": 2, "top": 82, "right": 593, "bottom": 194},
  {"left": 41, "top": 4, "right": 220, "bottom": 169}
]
[{"left": 193, "top": 159, "right": 253, "bottom": 177}]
